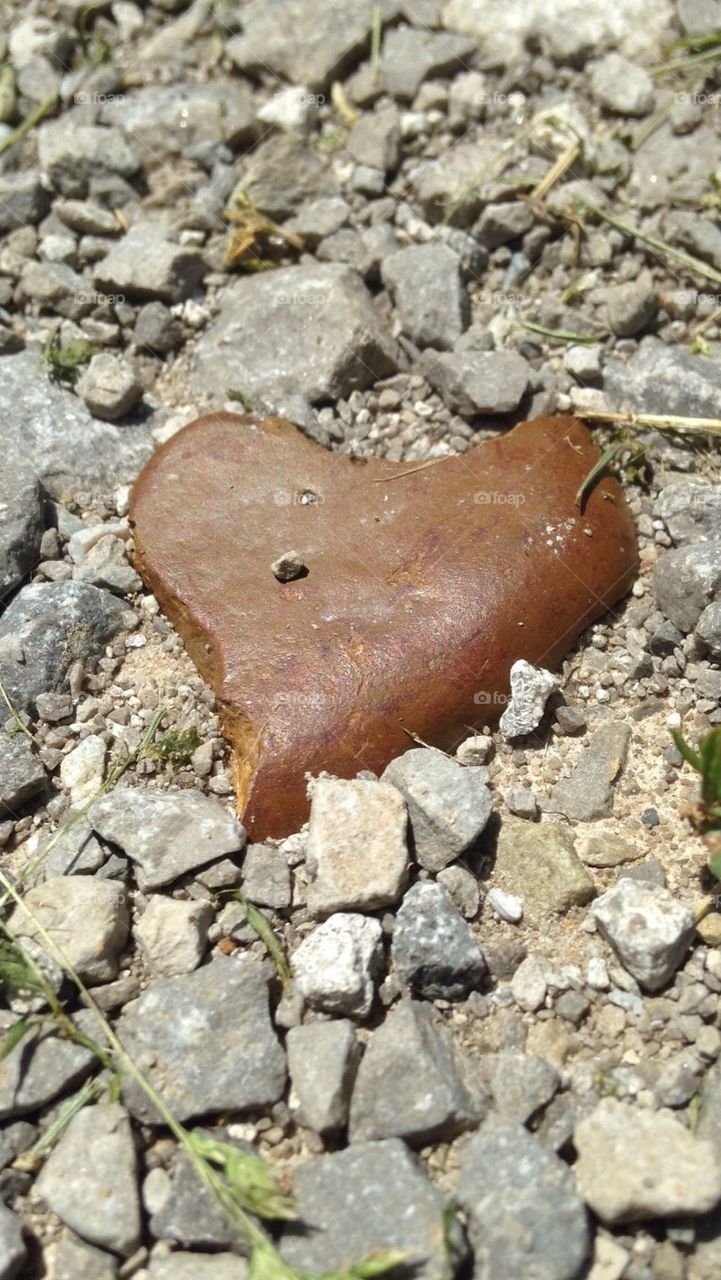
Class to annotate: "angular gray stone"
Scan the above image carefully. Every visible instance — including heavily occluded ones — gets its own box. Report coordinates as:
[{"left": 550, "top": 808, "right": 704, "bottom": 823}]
[
  {"left": 287, "top": 1019, "right": 361, "bottom": 1134},
  {"left": 456, "top": 1118, "right": 590, "bottom": 1280},
  {"left": 9, "top": 876, "right": 129, "bottom": 984},
  {"left": 0, "top": 581, "right": 127, "bottom": 717},
  {"left": 43, "top": 1237, "right": 118, "bottom": 1280},
  {"left": 291, "top": 913, "right": 383, "bottom": 1018},
  {"left": 34, "top": 1103, "right": 140, "bottom": 1256},
  {"left": 0, "top": 467, "right": 44, "bottom": 602},
  {"left": 546, "top": 722, "right": 631, "bottom": 821},
  {"left": 231, "top": 132, "right": 339, "bottom": 221},
  {"left": 381, "top": 243, "right": 469, "bottom": 350},
  {"left": 134, "top": 301, "right": 184, "bottom": 356},
  {"left": 285, "top": 197, "right": 351, "bottom": 247},
  {"left": 482, "top": 1051, "right": 559, "bottom": 1125},
  {"left": 382, "top": 747, "right": 492, "bottom": 871},
  {"left": 575, "top": 1098, "right": 721, "bottom": 1223},
  {"left": 0, "top": 351, "right": 152, "bottom": 499},
  {"left": 90, "top": 787, "right": 245, "bottom": 890},
  {"left": 603, "top": 336, "right": 721, "bottom": 418},
  {"left": 421, "top": 348, "right": 530, "bottom": 415},
  {"left": 414, "top": 138, "right": 506, "bottom": 225},
  {"left": 656, "top": 481, "right": 721, "bottom": 545},
  {"left": 225, "top": 0, "right": 398, "bottom": 92},
  {"left": 0, "top": 1204, "right": 26, "bottom": 1280},
  {"left": 101, "top": 81, "right": 257, "bottom": 154},
  {"left": 0, "top": 171, "right": 50, "bottom": 232},
  {"left": 605, "top": 279, "right": 657, "bottom": 337},
  {"left": 280, "top": 1139, "right": 464, "bottom": 1280},
  {"left": 474, "top": 201, "right": 535, "bottom": 249},
  {"left": 349, "top": 999, "right": 480, "bottom": 1144},
  {"left": 135, "top": 896, "right": 213, "bottom": 977},
  {"left": 32, "top": 816, "right": 106, "bottom": 882},
  {"left": 149, "top": 1133, "right": 258, "bottom": 1252},
  {"left": 116, "top": 956, "right": 286, "bottom": 1122},
  {"left": 589, "top": 52, "right": 655, "bottom": 116},
  {"left": 698, "top": 600, "right": 721, "bottom": 660},
  {"left": 0, "top": 731, "right": 45, "bottom": 815},
  {"left": 492, "top": 817, "right": 594, "bottom": 921},
  {"left": 437, "top": 862, "right": 481, "bottom": 918},
  {"left": 666, "top": 210, "right": 721, "bottom": 273},
  {"left": 392, "top": 880, "right": 486, "bottom": 1000},
  {"left": 241, "top": 843, "right": 292, "bottom": 909},
  {"left": 95, "top": 224, "right": 205, "bottom": 304},
  {"left": 0, "top": 1012, "right": 96, "bottom": 1119},
  {"left": 347, "top": 105, "right": 400, "bottom": 173},
  {"left": 190, "top": 263, "right": 399, "bottom": 417},
  {"left": 653, "top": 540, "right": 721, "bottom": 633},
  {"left": 592, "top": 879, "right": 694, "bottom": 992},
  {"left": 380, "top": 26, "right": 476, "bottom": 99},
  {"left": 76, "top": 354, "right": 142, "bottom": 422},
  {"left": 37, "top": 120, "right": 140, "bottom": 195},
  {"left": 500, "top": 660, "right": 558, "bottom": 739},
  {"left": 305, "top": 777, "right": 409, "bottom": 917},
  {"left": 73, "top": 534, "right": 142, "bottom": 595}
]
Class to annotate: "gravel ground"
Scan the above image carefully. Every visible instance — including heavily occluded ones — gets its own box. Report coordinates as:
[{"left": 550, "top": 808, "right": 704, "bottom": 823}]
[{"left": 2, "top": 1, "right": 721, "bottom": 1278}]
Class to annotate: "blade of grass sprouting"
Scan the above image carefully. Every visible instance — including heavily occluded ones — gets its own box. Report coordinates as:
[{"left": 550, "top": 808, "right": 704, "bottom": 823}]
[
  {"left": 519, "top": 319, "right": 601, "bottom": 345},
  {"left": 0, "top": 93, "right": 57, "bottom": 157},
  {"left": 575, "top": 441, "right": 624, "bottom": 508},
  {"left": 0, "top": 1016, "right": 35, "bottom": 1061},
  {"left": 0, "top": 677, "right": 40, "bottom": 746},
  {"left": 578, "top": 201, "right": 721, "bottom": 286},
  {"left": 370, "top": 5, "right": 382, "bottom": 82},
  {"left": 578, "top": 408, "right": 721, "bottom": 437},
  {"left": 23, "top": 1077, "right": 103, "bottom": 1164},
  {"left": 238, "top": 894, "right": 291, "bottom": 984}
]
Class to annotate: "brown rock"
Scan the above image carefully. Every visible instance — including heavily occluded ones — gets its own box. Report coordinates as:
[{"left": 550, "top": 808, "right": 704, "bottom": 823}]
[{"left": 130, "top": 413, "right": 637, "bottom": 840}]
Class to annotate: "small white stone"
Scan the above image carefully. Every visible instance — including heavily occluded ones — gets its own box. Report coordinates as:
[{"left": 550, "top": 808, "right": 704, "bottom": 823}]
[
  {"left": 135, "top": 896, "right": 213, "bottom": 977},
  {"left": 487, "top": 886, "right": 523, "bottom": 923},
  {"left": 60, "top": 733, "right": 106, "bottom": 806},
  {"left": 292, "top": 913, "right": 383, "bottom": 1018},
  {"left": 499, "top": 660, "right": 559, "bottom": 739},
  {"left": 586, "top": 957, "right": 611, "bottom": 991},
  {"left": 592, "top": 879, "right": 694, "bottom": 992},
  {"left": 510, "top": 956, "right": 547, "bottom": 1012},
  {"left": 67, "top": 520, "right": 130, "bottom": 564},
  {"left": 258, "top": 84, "right": 315, "bottom": 132}
]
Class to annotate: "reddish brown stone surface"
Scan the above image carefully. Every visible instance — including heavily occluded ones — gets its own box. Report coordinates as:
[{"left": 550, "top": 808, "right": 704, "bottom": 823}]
[{"left": 130, "top": 412, "right": 637, "bottom": 840}]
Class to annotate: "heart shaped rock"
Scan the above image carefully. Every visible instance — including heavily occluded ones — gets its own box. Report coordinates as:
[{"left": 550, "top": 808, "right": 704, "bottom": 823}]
[{"left": 130, "top": 413, "right": 637, "bottom": 839}]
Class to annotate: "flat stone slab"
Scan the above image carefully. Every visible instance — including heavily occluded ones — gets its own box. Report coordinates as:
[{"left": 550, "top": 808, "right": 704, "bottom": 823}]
[{"left": 130, "top": 412, "right": 637, "bottom": 839}]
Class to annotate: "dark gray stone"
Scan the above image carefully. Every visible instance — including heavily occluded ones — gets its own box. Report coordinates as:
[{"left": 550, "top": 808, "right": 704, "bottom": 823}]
[
  {"left": 474, "top": 202, "right": 534, "bottom": 249},
  {"left": 34, "top": 1103, "right": 141, "bottom": 1256},
  {"left": 381, "top": 243, "right": 469, "bottom": 350},
  {"left": 149, "top": 1134, "right": 259, "bottom": 1251},
  {"left": 604, "top": 279, "right": 657, "bottom": 337},
  {"left": 0, "top": 581, "right": 128, "bottom": 717},
  {"left": 546, "top": 722, "right": 632, "bottom": 821},
  {"left": 116, "top": 956, "right": 286, "bottom": 1122},
  {"left": 101, "top": 81, "right": 258, "bottom": 155},
  {"left": 698, "top": 601, "right": 721, "bottom": 660},
  {"left": 0, "top": 1012, "right": 96, "bottom": 1119},
  {"left": 94, "top": 224, "right": 205, "bottom": 303},
  {"left": 382, "top": 747, "right": 492, "bottom": 871},
  {"left": 0, "top": 731, "right": 45, "bottom": 815},
  {"left": 654, "top": 540, "right": 721, "bottom": 632},
  {"left": 349, "top": 998, "right": 481, "bottom": 1144},
  {"left": 280, "top": 1138, "right": 466, "bottom": 1279},
  {"left": 414, "top": 138, "right": 507, "bottom": 226},
  {"left": 190, "top": 263, "right": 399, "bottom": 417},
  {"left": 0, "top": 1204, "right": 26, "bottom": 1280},
  {"left": 0, "top": 171, "right": 50, "bottom": 232},
  {"left": 421, "top": 348, "right": 530, "bottom": 415},
  {"left": 482, "top": 1052, "right": 560, "bottom": 1125},
  {"left": 90, "top": 786, "right": 245, "bottom": 890},
  {"left": 603, "top": 336, "right": 721, "bottom": 418},
  {"left": 456, "top": 1118, "right": 590, "bottom": 1280},
  {"left": 666, "top": 211, "right": 721, "bottom": 272},
  {"left": 230, "top": 133, "right": 339, "bottom": 222},
  {"left": 34, "top": 817, "right": 106, "bottom": 882},
  {"left": 242, "top": 843, "right": 292, "bottom": 909},
  {"left": 134, "top": 302, "right": 184, "bottom": 356},
  {"left": 0, "top": 468, "right": 44, "bottom": 602},
  {"left": 287, "top": 1019, "right": 360, "bottom": 1134},
  {"left": 37, "top": 119, "right": 140, "bottom": 196},
  {"left": 380, "top": 25, "right": 476, "bottom": 99},
  {"left": 392, "top": 881, "right": 486, "bottom": 1000},
  {"left": 347, "top": 105, "right": 400, "bottom": 173},
  {"left": 0, "top": 351, "right": 153, "bottom": 499}
]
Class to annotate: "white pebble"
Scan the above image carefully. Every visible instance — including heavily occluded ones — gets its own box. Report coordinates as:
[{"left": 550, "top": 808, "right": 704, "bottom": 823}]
[{"left": 487, "top": 887, "right": 523, "bottom": 923}]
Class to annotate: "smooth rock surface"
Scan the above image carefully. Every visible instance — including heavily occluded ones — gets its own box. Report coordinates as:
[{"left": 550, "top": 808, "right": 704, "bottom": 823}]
[
  {"left": 130, "top": 413, "right": 637, "bottom": 839},
  {"left": 116, "top": 956, "right": 286, "bottom": 1121}
]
